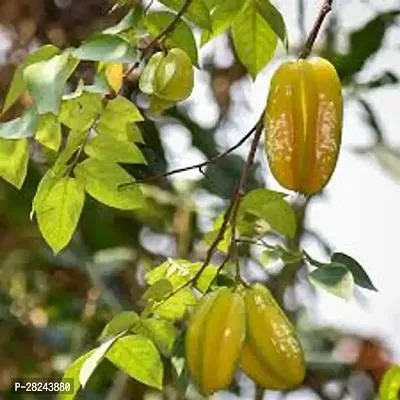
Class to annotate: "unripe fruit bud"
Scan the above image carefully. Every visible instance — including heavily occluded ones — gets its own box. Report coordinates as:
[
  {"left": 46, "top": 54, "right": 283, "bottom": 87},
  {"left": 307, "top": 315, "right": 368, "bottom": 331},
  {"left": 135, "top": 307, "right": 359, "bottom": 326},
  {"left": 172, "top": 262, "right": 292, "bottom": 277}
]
[
  {"left": 139, "top": 48, "right": 194, "bottom": 112},
  {"left": 264, "top": 57, "right": 343, "bottom": 195},
  {"left": 240, "top": 284, "right": 306, "bottom": 389},
  {"left": 185, "top": 287, "right": 245, "bottom": 396}
]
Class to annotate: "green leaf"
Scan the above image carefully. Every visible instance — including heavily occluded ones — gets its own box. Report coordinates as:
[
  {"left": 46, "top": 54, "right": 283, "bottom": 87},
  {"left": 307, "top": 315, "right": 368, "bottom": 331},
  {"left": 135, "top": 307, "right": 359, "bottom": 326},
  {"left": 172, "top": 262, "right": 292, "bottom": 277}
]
[
  {"left": 260, "top": 248, "right": 282, "bottom": 268},
  {"left": 158, "top": 0, "right": 211, "bottom": 30},
  {"left": 84, "top": 134, "right": 147, "bottom": 164},
  {"left": 145, "top": 259, "right": 216, "bottom": 293},
  {"left": 152, "top": 287, "right": 196, "bottom": 321},
  {"left": 102, "top": 95, "right": 144, "bottom": 122},
  {"left": 103, "top": 8, "right": 143, "bottom": 35},
  {"left": 79, "top": 336, "right": 120, "bottom": 388},
  {"left": 309, "top": 264, "right": 354, "bottom": 299},
  {"left": 145, "top": 12, "right": 198, "bottom": 65},
  {"left": 331, "top": 253, "right": 377, "bottom": 291},
  {"left": 105, "top": 335, "right": 163, "bottom": 389},
  {"left": 0, "top": 107, "right": 39, "bottom": 139},
  {"left": 73, "top": 34, "right": 138, "bottom": 63},
  {"left": 36, "top": 177, "right": 85, "bottom": 253},
  {"left": 256, "top": 0, "right": 288, "bottom": 49},
  {"left": 97, "top": 118, "right": 144, "bottom": 143},
  {"left": 134, "top": 318, "right": 179, "bottom": 356},
  {"left": 0, "top": 139, "right": 29, "bottom": 188},
  {"left": 2, "top": 45, "right": 59, "bottom": 115},
  {"left": 203, "top": 215, "right": 232, "bottom": 253},
  {"left": 200, "top": 0, "right": 245, "bottom": 46},
  {"left": 379, "top": 365, "right": 400, "bottom": 400},
  {"left": 74, "top": 158, "right": 144, "bottom": 210},
  {"left": 35, "top": 113, "right": 62, "bottom": 151},
  {"left": 231, "top": 0, "right": 277, "bottom": 78},
  {"left": 99, "top": 311, "right": 139, "bottom": 341},
  {"left": 23, "top": 52, "right": 78, "bottom": 115},
  {"left": 144, "top": 279, "right": 173, "bottom": 302},
  {"left": 59, "top": 92, "right": 103, "bottom": 131},
  {"left": 239, "top": 189, "right": 296, "bottom": 238},
  {"left": 31, "top": 164, "right": 68, "bottom": 218},
  {"left": 58, "top": 350, "right": 95, "bottom": 400}
]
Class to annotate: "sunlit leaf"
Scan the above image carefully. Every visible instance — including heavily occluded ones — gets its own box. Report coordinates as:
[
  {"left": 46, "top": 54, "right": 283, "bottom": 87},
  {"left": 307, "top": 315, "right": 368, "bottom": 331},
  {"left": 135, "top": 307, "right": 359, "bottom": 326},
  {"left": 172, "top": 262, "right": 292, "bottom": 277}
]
[
  {"left": 105, "top": 335, "right": 163, "bottom": 389},
  {"left": 74, "top": 158, "right": 144, "bottom": 210},
  {"left": 2, "top": 45, "right": 59, "bottom": 115},
  {"left": 0, "top": 107, "right": 39, "bottom": 139},
  {"left": 35, "top": 113, "right": 62, "bottom": 151},
  {"left": 36, "top": 177, "right": 85, "bottom": 253},
  {"left": 99, "top": 311, "right": 139, "bottom": 341},
  {"left": 0, "top": 138, "right": 29, "bottom": 188},
  {"left": 231, "top": 0, "right": 277, "bottom": 78},
  {"left": 23, "top": 52, "right": 79, "bottom": 115}
]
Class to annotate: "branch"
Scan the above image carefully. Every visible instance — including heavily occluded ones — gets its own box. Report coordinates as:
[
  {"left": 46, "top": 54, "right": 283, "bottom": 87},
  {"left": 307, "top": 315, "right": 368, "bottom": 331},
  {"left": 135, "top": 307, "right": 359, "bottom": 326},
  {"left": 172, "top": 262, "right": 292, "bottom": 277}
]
[
  {"left": 119, "top": 123, "right": 258, "bottom": 188},
  {"left": 147, "top": 117, "right": 264, "bottom": 314},
  {"left": 299, "top": 0, "right": 334, "bottom": 59}
]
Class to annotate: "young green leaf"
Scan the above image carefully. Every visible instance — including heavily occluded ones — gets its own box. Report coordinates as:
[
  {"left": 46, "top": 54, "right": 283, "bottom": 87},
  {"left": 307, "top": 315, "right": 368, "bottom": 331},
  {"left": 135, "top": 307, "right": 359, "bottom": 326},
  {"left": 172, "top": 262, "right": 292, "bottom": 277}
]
[
  {"left": 73, "top": 34, "right": 137, "bottom": 63},
  {"left": 158, "top": 0, "right": 211, "bottom": 30},
  {"left": 151, "top": 287, "right": 197, "bottom": 321},
  {"left": 105, "top": 335, "right": 163, "bottom": 389},
  {"left": 35, "top": 113, "right": 62, "bottom": 151},
  {"left": 200, "top": 0, "right": 245, "bottom": 46},
  {"left": 145, "top": 12, "right": 198, "bottom": 65},
  {"left": 31, "top": 164, "right": 68, "bottom": 218},
  {"left": 309, "top": 264, "right": 354, "bottom": 299},
  {"left": 57, "top": 350, "right": 95, "bottom": 400},
  {"left": 2, "top": 45, "right": 59, "bottom": 115},
  {"left": 97, "top": 118, "right": 144, "bottom": 143},
  {"left": 256, "top": 0, "right": 288, "bottom": 50},
  {"left": 134, "top": 318, "right": 179, "bottom": 357},
  {"left": 144, "top": 279, "right": 174, "bottom": 302},
  {"left": 36, "top": 177, "right": 85, "bottom": 253},
  {"left": 79, "top": 335, "right": 120, "bottom": 388},
  {"left": 84, "top": 134, "right": 147, "bottom": 164},
  {"left": 99, "top": 311, "right": 139, "bottom": 341},
  {"left": 231, "top": 0, "right": 278, "bottom": 78},
  {"left": 102, "top": 95, "right": 144, "bottom": 122},
  {"left": 0, "top": 138, "right": 29, "bottom": 188},
  {"left": 59, "top": 92, "right": 103, "bottom": 131},
  {"left": 74, "top": 158, "right": 145, "bottom": 210},
  {"left": 0, "top": 107, "right": 39, "bottom": 139},
  {"left": 331, "top": 252, "right": 377, "bottom": 291},
  {"left": 23, "top": 52, "right": 79, "bottom": 115},
  {"left": 239, "top": 189, "right": 296, "bottom": 238}
]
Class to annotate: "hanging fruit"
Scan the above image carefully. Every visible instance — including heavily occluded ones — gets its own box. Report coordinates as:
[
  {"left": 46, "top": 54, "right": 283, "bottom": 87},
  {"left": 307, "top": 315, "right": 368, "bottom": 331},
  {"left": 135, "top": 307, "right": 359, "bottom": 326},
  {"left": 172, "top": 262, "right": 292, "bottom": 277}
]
[
  {"left": 264, "top": 57, "right": 343, "bottom": 195},
  {"left": 240, "top": 284, "right": 306, "bottom": 389},
  {"left": 139, "top": 48, "right": 194, "bottom": 113},
  {"left": 185, "top": 287, "right": 245, "bottom": 396}
]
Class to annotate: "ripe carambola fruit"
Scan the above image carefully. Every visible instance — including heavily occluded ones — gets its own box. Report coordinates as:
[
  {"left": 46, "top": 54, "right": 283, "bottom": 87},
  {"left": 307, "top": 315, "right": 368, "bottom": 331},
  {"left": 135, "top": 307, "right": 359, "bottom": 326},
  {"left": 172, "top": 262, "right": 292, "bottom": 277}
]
[
  {"left": 264, "top": 57, "right": 343, "bottom": 195},
  {"left": 240, "top": 284, "right": 306, "bottom": 389},
  {"left": 139, "top": 48, "right": 194, "bottom": 108},
  {"left": 185, "top": 287, "right": 245, "bottom": 396}
]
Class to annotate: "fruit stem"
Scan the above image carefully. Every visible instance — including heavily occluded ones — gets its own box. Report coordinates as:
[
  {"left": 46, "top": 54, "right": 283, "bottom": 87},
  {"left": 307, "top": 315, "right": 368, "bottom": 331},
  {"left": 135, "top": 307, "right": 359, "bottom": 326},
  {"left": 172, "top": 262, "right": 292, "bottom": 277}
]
[{"left": 299, "top": 0, "right": 334, "bottom": 59}]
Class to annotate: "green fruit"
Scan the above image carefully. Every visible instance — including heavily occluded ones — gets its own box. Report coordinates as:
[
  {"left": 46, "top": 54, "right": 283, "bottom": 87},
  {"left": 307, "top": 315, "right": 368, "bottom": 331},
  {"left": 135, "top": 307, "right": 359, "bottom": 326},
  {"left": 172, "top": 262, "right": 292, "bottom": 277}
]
[
  {"left": 139, "top": 48, "right": 194, "bottom": 107},
  {"left": 154, "top": 48, "right": 194, "bottom": 101}
]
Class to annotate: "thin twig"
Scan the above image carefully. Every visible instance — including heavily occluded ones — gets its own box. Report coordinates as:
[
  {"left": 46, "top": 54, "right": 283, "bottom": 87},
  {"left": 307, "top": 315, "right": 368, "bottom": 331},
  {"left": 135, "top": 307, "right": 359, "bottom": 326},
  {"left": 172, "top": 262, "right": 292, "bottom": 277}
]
[
  {"left": 299, "top": 0, "right": 334, "bottom": 59},
  {"left": 119, "top": 123, "right": 258, "bottom": 188}
]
